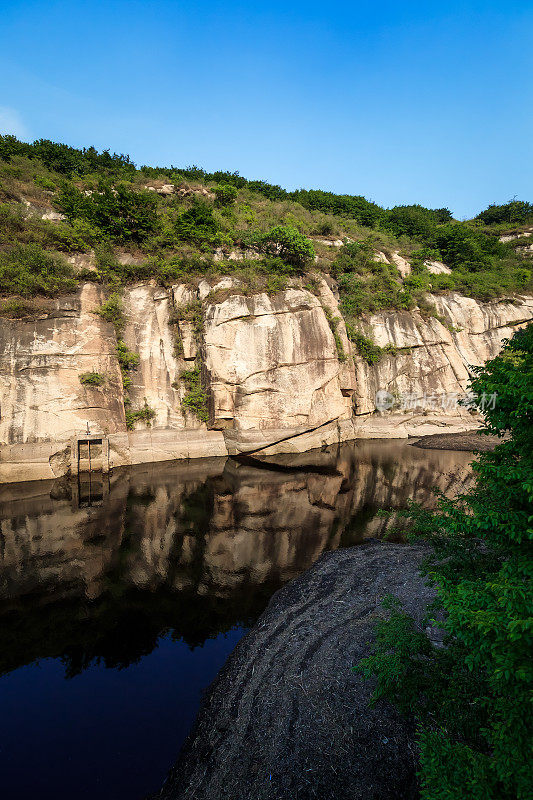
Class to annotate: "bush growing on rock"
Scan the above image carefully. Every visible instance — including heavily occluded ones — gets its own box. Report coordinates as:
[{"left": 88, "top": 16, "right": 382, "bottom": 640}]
[
  {"left": 0, "top": 296, "right": 45, "bottom": 318},
  {"left": 180, "top": 365, "right": 209, "bottom": 422},
  {"left": 345, "top": 325, "right": 387, "bottom": 364},
  {"left": 125, "top": 399, "right": 156, "bottom": 429},
  {"left": 95, "top": 293, "right": 126, "bottom": 333},
  {"left": 79, "top": 371, "right": 106, "bottom": 387},
  {"left": 116, "top": 340, "right": 139, "bottom": 391}
]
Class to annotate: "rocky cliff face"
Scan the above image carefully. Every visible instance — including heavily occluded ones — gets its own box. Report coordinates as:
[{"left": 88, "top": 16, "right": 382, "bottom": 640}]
[
  {"left": 0, "top": 283, "right": 125, "bottom": 445},
  {"left": 203, "top": 287, "right": 354, "bottom": 430},
  {"left": 121, "top": 283, "right": 187, "bottom": 430},
  {"left": 0, "top": 275, "right": 531, "bottom": 480},
  {"left": 352, "top": 293, "right": 533, "bottom": 424}
]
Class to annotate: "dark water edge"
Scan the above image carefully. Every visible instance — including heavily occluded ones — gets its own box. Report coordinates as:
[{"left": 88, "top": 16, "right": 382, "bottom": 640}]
[{"left": 0, "top": 440, "right": 473, "bottom": 800}]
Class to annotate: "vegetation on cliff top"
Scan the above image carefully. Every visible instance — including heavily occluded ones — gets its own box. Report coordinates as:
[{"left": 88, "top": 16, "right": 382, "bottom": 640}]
[
  {"left": 0, "top": 134, "right": 531, "bottom": 313},
  {"left": 358, "top": 325, "right": 533, "bottom": 799}
]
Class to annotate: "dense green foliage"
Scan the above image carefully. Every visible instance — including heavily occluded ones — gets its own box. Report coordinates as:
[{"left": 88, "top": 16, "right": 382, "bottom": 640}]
[
  {"left": 116, "top": 340, "right": 139, "bottom": 391},
  {"left": 476, "top": 200, "right": 533, "bottom": 225},
  {"left": 0, "top": 243, "right": 76, "bottom": 297},
  {"left": 174, "top": 198, "right": 221, "bottom": 246},
  {"left": 180, "top": 366, "right": 209, "bottom": 422},
  {"left": 57, "top": 181, "right": 158, "bottom": 243},
  {"left": 259, "top": 225, "right": 315, "bottom": 269},
  {"left": 95, "top": 293, "right": 126, "bottom": 333},
  {"left": 333, "top": 239, "right": 415, "bottom": 314},
  {"left": 384, "top": 204, "right": 452, "bottom": 238},
  {"left": 79, "top": 371, "right": 106, "bottom": 387},
  {"left": 0, "top": 135, "right": 135, "bottom": 177},
  {"left": 357, "top": 326, "right": 533, "bottom": 799},
  {"left": 0, "top": 134, "right": 531, "bottom": 312},
  {"left": 213, "top": 184, "right": 238, "bottom": 207},
  {"left": 344, "top": 325, "right": 395, "bottom": 364}
]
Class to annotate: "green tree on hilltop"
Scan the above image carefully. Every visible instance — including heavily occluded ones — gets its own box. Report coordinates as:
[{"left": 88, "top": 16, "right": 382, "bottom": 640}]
[
  {"left": 57, "top": 181, "right": 158, "bottom": 242},
  {"left": 213, "top": 184, "right": 238, "bottom": 207},
  {"left": 260, "top": 225, "right": 315, "bottom": 270}
]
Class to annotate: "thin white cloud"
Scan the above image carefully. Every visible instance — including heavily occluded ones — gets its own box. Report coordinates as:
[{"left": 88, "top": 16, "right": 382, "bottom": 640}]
[{"left": 0, "top": 106, "right": 30, "bottom": 139}]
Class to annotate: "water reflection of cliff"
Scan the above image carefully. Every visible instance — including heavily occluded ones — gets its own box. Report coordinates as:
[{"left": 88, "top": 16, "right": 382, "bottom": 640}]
[{"left": 0, "top": 441, "right": 472, "bottom": 675}]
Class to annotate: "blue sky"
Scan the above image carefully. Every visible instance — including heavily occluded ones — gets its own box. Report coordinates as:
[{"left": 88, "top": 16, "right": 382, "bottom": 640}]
[{"left": 0, "top": 0, "right": 531, "bottom": 218}]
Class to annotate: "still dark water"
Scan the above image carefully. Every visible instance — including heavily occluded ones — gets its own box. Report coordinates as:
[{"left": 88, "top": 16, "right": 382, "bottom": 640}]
[{"left": 0, "top": 440, "right": 473, "bottom": 800}]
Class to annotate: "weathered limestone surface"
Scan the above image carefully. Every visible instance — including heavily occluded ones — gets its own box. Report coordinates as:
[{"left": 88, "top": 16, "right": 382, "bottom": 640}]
[
  {"left": 122, "top": 283, "right": 187, "bottom": 430},
  {"left": 0, "top": 283, "right": 126, "bottom": 446},
  {"left": 352, "top": 294, "right": 533, "bottom": 426},
  {"left": 1, "top": 275, "right": 532, "bottom": 482},
  {"left": 109, "top": 429, "right": 227, "bottom": 469},
  {"left": 391, "top": 251, "right": 411, "bottom": 277},
  {"left": 203, "top": 286, "right": 353, "bottom": 434}
]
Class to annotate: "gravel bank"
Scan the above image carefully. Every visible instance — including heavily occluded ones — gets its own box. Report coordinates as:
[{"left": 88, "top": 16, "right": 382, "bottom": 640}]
[{"left": 411, "top": 431, "right": 503, "bottom": 451}]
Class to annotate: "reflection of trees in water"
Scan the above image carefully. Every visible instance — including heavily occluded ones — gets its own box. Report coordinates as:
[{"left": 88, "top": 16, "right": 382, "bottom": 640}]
[
  {"left": 0, "top": 441, "right": 473, "bottom": 677},
  {"left": 0, "top": 584, "right": 274, "bottom": 679}
]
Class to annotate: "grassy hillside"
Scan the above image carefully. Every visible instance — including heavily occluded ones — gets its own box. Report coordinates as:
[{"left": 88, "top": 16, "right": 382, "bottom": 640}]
[{"left": 0, "top": 135, "right": 532, "bottom": 323}]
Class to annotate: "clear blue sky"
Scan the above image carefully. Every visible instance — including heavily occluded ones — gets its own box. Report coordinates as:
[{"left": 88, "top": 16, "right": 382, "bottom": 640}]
[{"left": 0, "top": 0, "right": 531, "bottom": 218}]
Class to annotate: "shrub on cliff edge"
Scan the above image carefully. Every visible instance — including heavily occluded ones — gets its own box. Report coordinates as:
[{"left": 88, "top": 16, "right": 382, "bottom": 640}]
[{"left": 0, "top": 243, "right": 76, "bottom": 297}]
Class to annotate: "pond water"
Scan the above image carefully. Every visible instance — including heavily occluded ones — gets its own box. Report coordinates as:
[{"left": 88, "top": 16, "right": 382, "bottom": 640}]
[{"left": 0, "top": 440, "right": 473, "bottom": 800}]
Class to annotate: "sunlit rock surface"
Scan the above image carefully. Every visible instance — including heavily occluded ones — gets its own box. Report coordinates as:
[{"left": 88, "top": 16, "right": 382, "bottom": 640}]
[
  {"left": 203, "top": 287, "right": 353, "bottom": 431},
  {"left": 1, "top": 273, "right": 531, "bottom": 480},
  {"left": 0, "top": 283, "right": 125, "bottom": 445}
]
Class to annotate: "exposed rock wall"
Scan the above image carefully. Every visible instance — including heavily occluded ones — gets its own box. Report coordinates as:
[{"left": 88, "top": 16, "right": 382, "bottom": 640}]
[
  {"left": 0, "top": 283, "right": 125, "bottom": 445},
  {"left": 121, "top": 283, "right": 187, "bottom": 430},
  {"left": 0, "top": 276, "right": 532, "bottom": 481},
  {"left": 203, "top": 286, "right": 354, "bottom": 431},
  {"left": 352, "top": 294, "right": 533, "bottom": 424}
]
